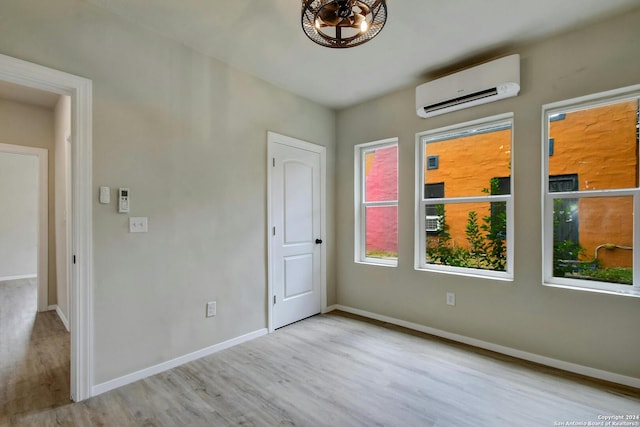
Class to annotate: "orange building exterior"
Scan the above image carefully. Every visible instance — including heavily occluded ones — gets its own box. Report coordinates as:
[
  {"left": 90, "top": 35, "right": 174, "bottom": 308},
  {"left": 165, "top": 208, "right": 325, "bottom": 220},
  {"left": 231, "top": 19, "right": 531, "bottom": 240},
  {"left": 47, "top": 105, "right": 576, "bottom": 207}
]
[
  {"left": 425, "top": 100, "right": 638, "bottom": 268},
  {"left": 425, "top": 127, "right": 511, "bottom": 256},
  {"left": 549, "top": 100, "right": 637, "bottom": 267}
]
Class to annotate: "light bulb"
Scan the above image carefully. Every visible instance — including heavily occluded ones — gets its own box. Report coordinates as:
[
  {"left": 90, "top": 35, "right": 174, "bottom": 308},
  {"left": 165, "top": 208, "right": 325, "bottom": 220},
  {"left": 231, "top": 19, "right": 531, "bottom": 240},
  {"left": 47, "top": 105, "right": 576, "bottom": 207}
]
[{"left": 360, "top": 21, "right": 369, "bottom": 32}]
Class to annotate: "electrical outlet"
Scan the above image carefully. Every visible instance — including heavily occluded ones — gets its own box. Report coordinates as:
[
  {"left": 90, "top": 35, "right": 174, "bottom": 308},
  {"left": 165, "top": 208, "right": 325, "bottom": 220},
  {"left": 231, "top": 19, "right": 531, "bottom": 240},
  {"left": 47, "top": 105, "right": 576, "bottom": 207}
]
[
  {"left": 446, "top": 292, "right": 456, "bottom": 306},
  {"left": 206, "top": 301, "right": 217, "bottom": 317}
]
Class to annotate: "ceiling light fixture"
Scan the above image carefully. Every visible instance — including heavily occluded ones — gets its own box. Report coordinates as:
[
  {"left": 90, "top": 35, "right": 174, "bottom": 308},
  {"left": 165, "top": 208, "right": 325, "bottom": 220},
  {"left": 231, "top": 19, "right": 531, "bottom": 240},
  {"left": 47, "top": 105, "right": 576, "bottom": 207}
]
[{"left": 301, "top": 0, "right": 387, "bottom": 48}]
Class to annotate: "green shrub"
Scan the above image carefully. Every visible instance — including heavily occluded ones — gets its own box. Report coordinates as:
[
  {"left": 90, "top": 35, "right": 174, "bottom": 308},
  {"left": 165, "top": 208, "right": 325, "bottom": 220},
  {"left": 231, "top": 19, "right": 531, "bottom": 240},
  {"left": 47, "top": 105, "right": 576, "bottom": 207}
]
[{"left": 426, "top": 200, "right": 506, "bottom": 272}]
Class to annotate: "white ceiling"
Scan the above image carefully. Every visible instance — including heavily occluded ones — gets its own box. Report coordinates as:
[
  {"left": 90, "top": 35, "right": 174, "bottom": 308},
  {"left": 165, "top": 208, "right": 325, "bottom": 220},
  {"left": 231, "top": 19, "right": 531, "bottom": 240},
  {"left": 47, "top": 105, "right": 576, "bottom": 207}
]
[{"left": 83, "top": 0, "right": 640, "bottom": 109}]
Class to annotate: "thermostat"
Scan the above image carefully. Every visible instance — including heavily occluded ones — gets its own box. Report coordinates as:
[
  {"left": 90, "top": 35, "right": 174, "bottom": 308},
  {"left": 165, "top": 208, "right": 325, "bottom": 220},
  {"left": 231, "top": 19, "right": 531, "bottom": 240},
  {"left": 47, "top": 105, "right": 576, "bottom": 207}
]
[{"left": 118, "top": 188, "right": 130, "bottom": 213}]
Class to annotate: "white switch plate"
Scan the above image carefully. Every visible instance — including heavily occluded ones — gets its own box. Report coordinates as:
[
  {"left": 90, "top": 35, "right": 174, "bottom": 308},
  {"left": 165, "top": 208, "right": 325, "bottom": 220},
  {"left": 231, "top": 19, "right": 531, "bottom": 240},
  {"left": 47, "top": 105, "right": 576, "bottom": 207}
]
[
  {"left": 446, "top": 292, "right": 456, "bottom": 306},
  {"left": 129, "top": 217, "right": 148, "bottom": 233},
  {"left": 206, "top": 301, "right": 217, "bottom": 317},
  {"left": 99, "top": 186, "right": 110, "bottom": 204}
]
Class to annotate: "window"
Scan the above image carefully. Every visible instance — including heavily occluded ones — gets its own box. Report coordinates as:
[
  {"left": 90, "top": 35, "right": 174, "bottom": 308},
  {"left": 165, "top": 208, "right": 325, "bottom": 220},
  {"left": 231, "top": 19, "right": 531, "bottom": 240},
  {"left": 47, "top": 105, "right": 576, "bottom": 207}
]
[
  {"left": 543, "top": 86, "right": 640, "bottom": 296},
  {"left": 415, "top": 114, "right": 514, "bottom": 279},
  {"left": 425, "top": 183, "right": 444, "bottom": 232},
  {"left": 427, "top": 155, "right": 439, "bottom": 170},
  {"left": 355, "top": 138, "right": 398, "bottom": 266}
]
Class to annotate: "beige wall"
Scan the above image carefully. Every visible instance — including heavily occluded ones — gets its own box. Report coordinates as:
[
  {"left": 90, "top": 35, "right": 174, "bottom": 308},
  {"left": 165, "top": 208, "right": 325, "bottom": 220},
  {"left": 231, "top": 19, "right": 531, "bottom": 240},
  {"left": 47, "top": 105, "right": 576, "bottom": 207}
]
[
  {"left": 336, "top": 8, "right": 640, "bottom": 379},
  {"left": 0, "top": 99, "right": 57, "bottom": 303},
  {"left": 0, "top": 0, "right": 336, "bottom": 384}
]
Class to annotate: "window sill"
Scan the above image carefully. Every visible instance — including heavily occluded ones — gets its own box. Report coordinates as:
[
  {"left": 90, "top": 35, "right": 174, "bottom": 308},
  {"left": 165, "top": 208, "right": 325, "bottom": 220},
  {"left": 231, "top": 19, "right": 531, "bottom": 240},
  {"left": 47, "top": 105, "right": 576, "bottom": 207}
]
[
  {"left": 355, "top": 260, "right": 398, "bottom": 268},
  {"left": 415, "top": 266, "right": 513, "bottom": 282},
  {"left": 543, "top": 282, "right": 640, "bottom": 298}
]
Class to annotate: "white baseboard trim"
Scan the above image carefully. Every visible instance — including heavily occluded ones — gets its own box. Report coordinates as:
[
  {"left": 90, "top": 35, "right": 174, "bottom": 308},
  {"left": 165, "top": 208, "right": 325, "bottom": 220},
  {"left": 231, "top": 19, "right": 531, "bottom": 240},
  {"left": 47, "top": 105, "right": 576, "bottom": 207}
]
[
  {"left": 56, "top": 306, "right": 70, "bottom": 332},
  {"left": 92, "top": 328, "right": 269, "bottom": 397},
  {"left": 0, "top": 274, "right": 37, "bottom": 282},
  {"left": 46, "top": 304, "right": 70, "bottom": 331},
  {"left": 328, "top": 304, "right": 640, "bottom": 389},
  {"left": 323, "top": 304, "right": 338, "bottom": 313}
]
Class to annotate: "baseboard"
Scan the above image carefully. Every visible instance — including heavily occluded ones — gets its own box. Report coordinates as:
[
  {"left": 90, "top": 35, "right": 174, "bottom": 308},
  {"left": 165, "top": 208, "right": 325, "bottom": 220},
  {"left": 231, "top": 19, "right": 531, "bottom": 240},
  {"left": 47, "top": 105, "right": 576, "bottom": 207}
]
[
  {"left": 328, "top": 304, "right": 640, "bottom": 389},
  {"left": 323, "top": 304, "right": 338, "bottom": 313},
  {"left": 56, "top": 306, "right": 70, "bottom": 332},
  {"left": 92, "top": 328, "right": 268, "bottom": 397},
  {"left": 46, "top": 304, "right": 70, "bottom": 331},
  {"left": 0, "top": 274, "right": 37, "bottom": 282}
]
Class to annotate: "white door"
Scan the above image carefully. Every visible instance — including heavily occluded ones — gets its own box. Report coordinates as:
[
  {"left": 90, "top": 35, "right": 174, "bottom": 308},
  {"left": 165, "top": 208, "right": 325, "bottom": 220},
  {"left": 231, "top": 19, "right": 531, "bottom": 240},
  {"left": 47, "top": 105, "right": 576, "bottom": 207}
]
[{"left": 269, "top": 133, "right": 324, "bottom": 330}]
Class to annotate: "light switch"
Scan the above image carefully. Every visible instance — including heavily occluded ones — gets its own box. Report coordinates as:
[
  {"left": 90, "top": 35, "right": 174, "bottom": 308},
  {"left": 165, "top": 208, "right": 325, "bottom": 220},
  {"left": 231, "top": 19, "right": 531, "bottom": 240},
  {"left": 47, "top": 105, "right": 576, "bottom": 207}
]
[
  {"left": 129, "top": 217, "right": 148, "bottom": 233},
  {"left": 99, "top": 186, "right": 110, "bottom": 204}
]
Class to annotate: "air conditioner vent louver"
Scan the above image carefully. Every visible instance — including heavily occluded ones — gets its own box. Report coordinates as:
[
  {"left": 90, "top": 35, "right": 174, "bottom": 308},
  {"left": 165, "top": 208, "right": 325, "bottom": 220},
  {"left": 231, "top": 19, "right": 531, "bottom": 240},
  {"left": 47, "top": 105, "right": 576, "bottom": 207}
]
[
  {"left": 423, "top": 87, "right": 499, "bottom": 114},
  {"left": 416, "top": 55, "right": 520, "bottom": 118}
]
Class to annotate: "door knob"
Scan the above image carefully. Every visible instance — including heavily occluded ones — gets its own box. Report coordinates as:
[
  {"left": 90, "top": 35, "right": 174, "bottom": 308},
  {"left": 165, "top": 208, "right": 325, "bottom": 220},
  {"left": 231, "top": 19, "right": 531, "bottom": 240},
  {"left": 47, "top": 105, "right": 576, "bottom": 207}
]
[{"left": 315, "top": 239, "right": 323, "bottom": 244}]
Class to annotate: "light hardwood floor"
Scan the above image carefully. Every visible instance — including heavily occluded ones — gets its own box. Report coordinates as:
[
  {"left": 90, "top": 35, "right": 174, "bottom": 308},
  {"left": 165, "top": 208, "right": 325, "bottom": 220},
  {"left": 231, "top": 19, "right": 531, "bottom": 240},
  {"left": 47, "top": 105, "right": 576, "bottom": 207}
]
[
  {"left": 2, "top": 279, "right": 639, "bottom": 426},
  {"left": 0, "top": 278, "right": 70, "bottom": 425}
]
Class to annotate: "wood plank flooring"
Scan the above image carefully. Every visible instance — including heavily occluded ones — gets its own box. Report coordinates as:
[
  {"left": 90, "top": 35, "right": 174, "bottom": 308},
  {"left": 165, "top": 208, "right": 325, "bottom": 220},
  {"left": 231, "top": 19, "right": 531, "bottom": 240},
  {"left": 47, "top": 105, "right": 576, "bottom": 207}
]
[
  {"left": 2, "top": 279, "right": 639, "bottom": 426},
  {"left": 0, "top": 278, "right": 71, "bottom": 425}
]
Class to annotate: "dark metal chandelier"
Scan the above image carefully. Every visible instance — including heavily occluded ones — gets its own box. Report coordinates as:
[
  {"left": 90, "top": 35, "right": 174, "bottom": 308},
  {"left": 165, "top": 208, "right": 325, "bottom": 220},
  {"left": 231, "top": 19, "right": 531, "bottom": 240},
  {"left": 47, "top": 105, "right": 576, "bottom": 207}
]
[{"left": 301, "top": 0, "right": 387, "bottom": 48}]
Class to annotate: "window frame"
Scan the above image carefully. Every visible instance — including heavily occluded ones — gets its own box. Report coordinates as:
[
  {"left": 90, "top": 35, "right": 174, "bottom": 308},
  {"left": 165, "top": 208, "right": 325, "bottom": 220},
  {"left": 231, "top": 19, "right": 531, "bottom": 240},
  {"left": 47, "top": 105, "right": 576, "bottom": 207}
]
[
  {"left": 354, "top": 137, "right": 399, "bottom": 267},
  {"left": 414, "top": 113, "right": 515, "bottom": 280},
  {"left": 542, "top": 85, "right": 640, "bottom": 297}
]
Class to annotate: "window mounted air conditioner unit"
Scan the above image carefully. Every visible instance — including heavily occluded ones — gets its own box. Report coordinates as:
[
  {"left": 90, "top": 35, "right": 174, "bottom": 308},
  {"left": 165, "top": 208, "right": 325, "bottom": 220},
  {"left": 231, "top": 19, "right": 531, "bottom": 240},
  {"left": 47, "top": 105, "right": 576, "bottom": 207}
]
[
  {"left": 416, "top": 54, "right": 520, "bottom": 118},
  {"left": 425, "top": 215, "right": 441, "bottom": 232}
]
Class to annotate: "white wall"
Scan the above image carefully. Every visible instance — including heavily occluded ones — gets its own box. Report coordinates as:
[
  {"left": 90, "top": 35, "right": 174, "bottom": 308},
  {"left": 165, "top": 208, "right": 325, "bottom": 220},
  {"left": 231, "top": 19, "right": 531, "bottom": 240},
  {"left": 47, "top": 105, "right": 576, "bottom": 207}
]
[
  {"left": 54, "top": 95, "right": 71, "bottom": 321},
  {"left": 0, "top": 99, "right": 56, "bottom": 302},
  {"left": 335, "top": 7, "right": 640, "bottom": 381},
  {"left": 0, "top": 0, "right": 336, "bottom": 384},
  {"left": 0, "top": 152, "right": 38, "bottom": 279}
]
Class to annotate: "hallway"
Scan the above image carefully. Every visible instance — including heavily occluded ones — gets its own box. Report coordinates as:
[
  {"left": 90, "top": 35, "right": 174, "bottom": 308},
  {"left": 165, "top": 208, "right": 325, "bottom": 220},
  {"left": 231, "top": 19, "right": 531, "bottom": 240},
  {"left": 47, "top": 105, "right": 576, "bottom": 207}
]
[{"left": 0, "top": 278, "right": 70, "bottom": 423}]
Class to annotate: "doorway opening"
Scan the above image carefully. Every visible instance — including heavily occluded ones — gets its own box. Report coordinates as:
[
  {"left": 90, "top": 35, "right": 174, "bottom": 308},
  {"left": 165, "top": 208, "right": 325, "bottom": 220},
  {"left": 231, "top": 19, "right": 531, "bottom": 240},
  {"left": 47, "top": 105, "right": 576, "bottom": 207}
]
[
  {"left": 0, "top": 145, "right": 47, "bottom": 307},
  {"left": 0, "top": 92, "right": 73, "bottom": 418},
  {"left": 0, "top": 53, "right": 93, "bottom": 402}
]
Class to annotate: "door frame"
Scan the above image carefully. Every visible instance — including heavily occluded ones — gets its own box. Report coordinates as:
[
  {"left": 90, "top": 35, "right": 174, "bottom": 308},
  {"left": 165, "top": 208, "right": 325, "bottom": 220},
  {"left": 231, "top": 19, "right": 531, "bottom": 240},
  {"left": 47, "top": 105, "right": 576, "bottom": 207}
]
[
  {"left": 0, "top": 143, "right": 48, "bottom": 311},
  {"left": 0, "top": 53, "right": 93, "bottom": 401},
  {"left": 267, "top": 131, "right": 327, "bottom": 333}
]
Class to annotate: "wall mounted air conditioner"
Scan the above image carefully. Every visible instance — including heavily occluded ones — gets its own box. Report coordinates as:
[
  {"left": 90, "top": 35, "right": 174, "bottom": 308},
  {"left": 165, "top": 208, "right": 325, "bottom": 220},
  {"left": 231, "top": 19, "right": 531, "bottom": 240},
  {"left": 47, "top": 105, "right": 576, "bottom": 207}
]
[
  {"left": 425, "top": 215, "right": 441, "bottom": 232},
  {"left": 416, "top": 54, "right": 520, "bottom": 118}
]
